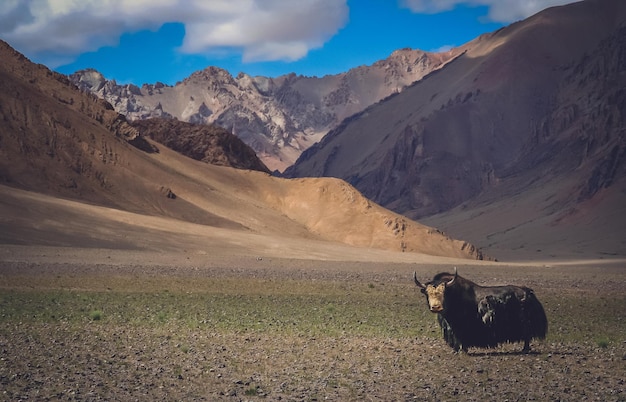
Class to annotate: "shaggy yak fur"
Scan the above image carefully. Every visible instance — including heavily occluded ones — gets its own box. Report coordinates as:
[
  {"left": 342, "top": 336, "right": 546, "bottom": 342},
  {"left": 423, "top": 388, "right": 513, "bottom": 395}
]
[{"left": 414, "top": 269, "right": 548, "bottom": 353}]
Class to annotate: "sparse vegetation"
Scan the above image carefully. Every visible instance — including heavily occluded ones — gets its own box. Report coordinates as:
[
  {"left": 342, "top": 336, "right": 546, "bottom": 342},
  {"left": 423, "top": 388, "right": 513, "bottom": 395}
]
[
  {"left": 245, "top": 386, "right": 259, "bottom": 396},
  {"left": 596, "top": 338, "right": 610, "bottom": 348},
  {"left": 0, "top": 261, "right": 624, "bottom": 401},
  {"left": 89, "top": 309, "right": 103, "bottom": 321}
]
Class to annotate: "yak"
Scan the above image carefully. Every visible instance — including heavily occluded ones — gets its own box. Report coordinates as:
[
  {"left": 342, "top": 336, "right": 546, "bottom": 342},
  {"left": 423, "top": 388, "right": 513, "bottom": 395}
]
[{"left": 413, "top": 268, "right": 547, "bottom": 353}]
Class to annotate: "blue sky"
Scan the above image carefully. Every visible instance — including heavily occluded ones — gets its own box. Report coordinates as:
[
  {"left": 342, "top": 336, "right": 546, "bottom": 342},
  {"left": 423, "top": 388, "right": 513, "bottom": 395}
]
[{"left": 1, "top": 0, "right": 579, "bottom": 86}]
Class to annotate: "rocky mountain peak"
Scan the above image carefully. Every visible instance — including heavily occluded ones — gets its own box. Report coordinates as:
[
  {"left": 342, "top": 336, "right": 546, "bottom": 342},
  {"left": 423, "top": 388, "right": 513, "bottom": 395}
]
[
  {"left": 184, "top": 66, "right": 237, "bottom": 85},
  {"left": 69, "top": 48, "right": 455, "bottom": 172},
  {"left": 72, "top": 68, "right": 107, "bottom": 91}
]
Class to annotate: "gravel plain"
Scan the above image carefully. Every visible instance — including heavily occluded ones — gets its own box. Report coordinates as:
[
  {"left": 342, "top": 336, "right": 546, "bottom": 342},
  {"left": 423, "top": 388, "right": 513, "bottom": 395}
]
[{"left": 1, "top": 248, "right": 625, "bottom": 401}]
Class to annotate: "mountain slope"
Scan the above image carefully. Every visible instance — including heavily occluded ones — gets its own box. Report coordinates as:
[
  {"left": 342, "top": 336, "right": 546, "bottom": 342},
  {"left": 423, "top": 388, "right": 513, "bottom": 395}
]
[
  {"left": 0, "top": 40, "right": 483, "bottom": 260},
  {"left": 285, "top": 0, "right": 626, "bottom": 259},
  {"left": 69, "top": 49, "right": 458, "bottom": 172}
]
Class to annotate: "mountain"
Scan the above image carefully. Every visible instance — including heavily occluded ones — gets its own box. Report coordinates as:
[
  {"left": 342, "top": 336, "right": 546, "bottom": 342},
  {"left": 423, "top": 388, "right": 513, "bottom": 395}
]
[
  {"left": 0, "top": 40, "right": 483, "bottom": 260},
  {"left": 285, "top": 0, "right": 626, "bottom": 260},
  {"left": 69, "top": 49, "right": 458, "bottom": 172}
]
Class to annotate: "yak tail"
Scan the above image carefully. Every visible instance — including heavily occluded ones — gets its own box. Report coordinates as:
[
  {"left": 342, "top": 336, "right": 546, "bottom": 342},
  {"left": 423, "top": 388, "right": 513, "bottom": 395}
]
[{"left": 524, "top": 288, "right": 548, "bottom": 339}]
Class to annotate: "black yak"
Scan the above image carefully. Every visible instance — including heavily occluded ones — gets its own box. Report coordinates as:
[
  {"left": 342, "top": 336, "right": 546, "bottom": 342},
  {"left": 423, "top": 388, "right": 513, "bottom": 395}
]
[{"left": 413, "top": 268, "right": 547, "bottom": 353}]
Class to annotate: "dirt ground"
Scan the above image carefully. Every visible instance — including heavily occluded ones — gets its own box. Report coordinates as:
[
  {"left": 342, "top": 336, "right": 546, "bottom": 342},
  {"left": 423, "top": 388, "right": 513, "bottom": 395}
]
[{"left": 0, "top": 246, "right": 625, "bottom": 401}]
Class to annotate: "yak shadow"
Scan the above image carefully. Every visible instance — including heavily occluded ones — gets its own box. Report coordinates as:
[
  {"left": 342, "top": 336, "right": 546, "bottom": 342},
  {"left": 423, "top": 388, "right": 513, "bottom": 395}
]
[
  {"left": 467, "top": 350, "right": 542, "bottom": 357},
  {"left": 465, "top": 349, "right": 574, "bottom": 357}
]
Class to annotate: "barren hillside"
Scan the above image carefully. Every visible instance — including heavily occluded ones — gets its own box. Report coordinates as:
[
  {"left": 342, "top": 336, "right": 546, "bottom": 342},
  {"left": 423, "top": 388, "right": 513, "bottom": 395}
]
[
  {"left": 286, "top": 0, "right": 626, "bottom": 260},
  {"left": 0, "top": 40, "right": 483, "bottom": 260}
]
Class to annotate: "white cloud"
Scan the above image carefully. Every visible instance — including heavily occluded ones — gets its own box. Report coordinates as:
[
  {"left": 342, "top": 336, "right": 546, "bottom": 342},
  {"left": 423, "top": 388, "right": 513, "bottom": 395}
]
[
  {"left": 180, "top": 1, "right": 348, "bottom": 62},
  {"left": 0, "top": 0, "right": 348, "bottom": 65},
  {"left": 431, "top": 44, "right": 454, "bottom": 53},
  {"left": 399, "top": 0, "right": 581, "bottom": 23}
]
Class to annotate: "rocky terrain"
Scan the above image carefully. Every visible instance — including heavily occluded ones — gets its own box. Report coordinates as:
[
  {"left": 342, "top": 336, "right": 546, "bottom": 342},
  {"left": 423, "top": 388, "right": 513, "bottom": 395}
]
[
  {"left": 0, "top": 248, "right": 624, "bottom": 401},
  {"left": 69, "top": 49, "right": 458, "bottom": 171}
]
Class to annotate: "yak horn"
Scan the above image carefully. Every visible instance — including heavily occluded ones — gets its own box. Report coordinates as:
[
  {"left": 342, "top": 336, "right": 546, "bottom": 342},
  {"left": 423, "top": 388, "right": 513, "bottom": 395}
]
[
  {"left": 413, "top": 271, "right": 425, "bottom": 289},
  {"left": 446, "top": 267, "right": 458, "bottom": 286}
]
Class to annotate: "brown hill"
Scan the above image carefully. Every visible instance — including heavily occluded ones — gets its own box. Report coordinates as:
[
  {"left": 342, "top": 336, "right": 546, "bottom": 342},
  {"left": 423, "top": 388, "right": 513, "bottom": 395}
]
[
  {"left": 285, "top": 0, "right": 626, "bottom": 260},
  {"left": 0, "top": 40, "right": 483, "bottom": 261},
  {"left": 130, "top": 118, "right": 270, "bottom": 173}
]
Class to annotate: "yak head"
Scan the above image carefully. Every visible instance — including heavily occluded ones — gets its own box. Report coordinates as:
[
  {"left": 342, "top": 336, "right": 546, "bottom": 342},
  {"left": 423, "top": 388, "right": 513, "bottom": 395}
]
[{"left": 413, "top": 268, "right": 457, "bottom": 313}]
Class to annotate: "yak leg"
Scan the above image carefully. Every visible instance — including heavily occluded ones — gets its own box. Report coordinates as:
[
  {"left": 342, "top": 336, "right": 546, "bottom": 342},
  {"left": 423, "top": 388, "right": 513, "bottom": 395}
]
[
  {"left": 452, "top": 341, "right": 467, "bottom": 354},
  {"left": 521, "top": 301, "right": 532, "bottom": 353}
]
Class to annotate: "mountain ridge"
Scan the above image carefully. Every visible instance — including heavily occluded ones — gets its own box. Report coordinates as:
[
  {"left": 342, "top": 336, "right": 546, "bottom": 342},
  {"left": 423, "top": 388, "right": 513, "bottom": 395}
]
[
  {"left": 69, "top": 48, "right": 460, "bottom": 172},
  {"left": 286, "top": 0, "right": 626, "bottom": 259}
]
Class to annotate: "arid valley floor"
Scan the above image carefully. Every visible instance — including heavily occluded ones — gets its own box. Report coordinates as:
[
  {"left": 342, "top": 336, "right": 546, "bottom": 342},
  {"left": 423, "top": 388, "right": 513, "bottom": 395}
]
[{"left": 1, "top": 244, "right": 624, "bottom": 401}]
